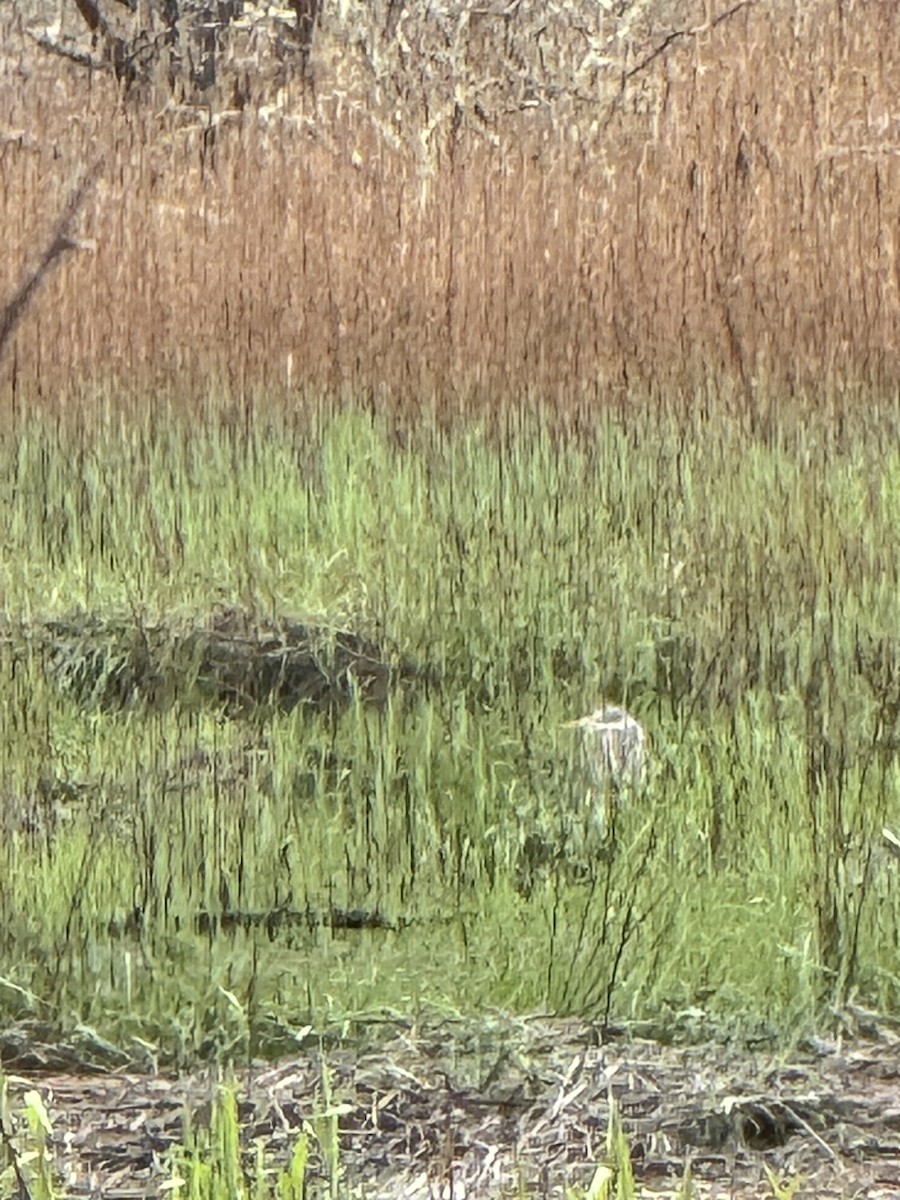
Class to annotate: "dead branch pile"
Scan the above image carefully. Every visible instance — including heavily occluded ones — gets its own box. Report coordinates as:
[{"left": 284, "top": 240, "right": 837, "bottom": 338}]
[
  {"left": 37, "top": 606, "right": 430, "bottom": 714},
  {"left": 24, "top": 0, "right": 297, "bottom": 94},
  {"left": 18, "top": 0, "right": 723, "bottom": 115}
]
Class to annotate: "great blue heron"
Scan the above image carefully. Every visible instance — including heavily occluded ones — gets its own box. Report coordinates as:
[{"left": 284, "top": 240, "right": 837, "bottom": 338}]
[
  {"left": 515, "top": 704, "right": 647, "bottom": 888},
  {"left": 562, "top": 705, "right": 647, "bottom": 794}
]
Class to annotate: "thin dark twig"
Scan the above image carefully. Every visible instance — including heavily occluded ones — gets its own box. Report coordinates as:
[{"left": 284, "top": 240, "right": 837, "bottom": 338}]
[
  {"left": 623, "top": 0, "right": 759, "bottom": 84},
  {"left": 602, "top": 0, "right": 759, "bottom": 128}
]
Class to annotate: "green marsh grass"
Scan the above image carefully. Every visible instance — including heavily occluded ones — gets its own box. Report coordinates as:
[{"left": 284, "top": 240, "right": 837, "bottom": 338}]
[
  {"left": 0, "top": 1082, "right": 56, "bottom": 1200},
  {"left": 0, "top": 402, "right": 898, "bottom": 1060}
]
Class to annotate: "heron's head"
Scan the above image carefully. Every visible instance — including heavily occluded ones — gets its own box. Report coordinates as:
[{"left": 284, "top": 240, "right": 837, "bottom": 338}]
[{"left": 561, "top": 706, "right": 626, "bottom": 732}]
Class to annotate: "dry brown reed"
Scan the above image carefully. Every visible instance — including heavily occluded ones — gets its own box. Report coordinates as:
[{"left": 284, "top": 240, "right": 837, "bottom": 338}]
[{"left": 1, "top": 0, "right": 899, "bottom": 418}]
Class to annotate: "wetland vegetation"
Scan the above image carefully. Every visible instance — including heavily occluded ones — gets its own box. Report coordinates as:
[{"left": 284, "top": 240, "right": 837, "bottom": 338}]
[
  {"left": 2, "top": 0, "right": 900, "bottom": 1194},
  {"left": 0, "top": 403, "right": 898, "bottom": 1066}
]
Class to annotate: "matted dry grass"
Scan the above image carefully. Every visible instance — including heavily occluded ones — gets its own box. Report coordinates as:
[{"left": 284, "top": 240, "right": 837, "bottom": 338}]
[
  {"left": 2, "top": 0, "right": 899, "bottom": 417},
  {"left": 5, "top": 1012, "right": 900, "bottom": 1198}
]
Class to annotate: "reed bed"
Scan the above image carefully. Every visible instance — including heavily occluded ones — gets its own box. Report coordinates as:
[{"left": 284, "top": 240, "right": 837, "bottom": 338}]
[{"left": 2, "top": 0, "right": 899, "bottom": 412}]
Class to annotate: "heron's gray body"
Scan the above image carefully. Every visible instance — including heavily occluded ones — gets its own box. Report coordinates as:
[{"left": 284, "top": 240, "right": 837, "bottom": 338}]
[{"left": 563, "top": 705, "right": 647, "bottom": 791}]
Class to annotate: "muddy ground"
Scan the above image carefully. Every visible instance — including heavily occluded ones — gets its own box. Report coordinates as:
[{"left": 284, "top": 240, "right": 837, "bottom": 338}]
[{"left": 4, "top": 1013, "right": 900, "bottom": 1198}]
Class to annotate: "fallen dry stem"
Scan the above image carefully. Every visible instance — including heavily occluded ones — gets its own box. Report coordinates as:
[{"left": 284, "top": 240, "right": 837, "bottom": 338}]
[{"left": 0, "top": 164, "right": 99, "bottom": 363}]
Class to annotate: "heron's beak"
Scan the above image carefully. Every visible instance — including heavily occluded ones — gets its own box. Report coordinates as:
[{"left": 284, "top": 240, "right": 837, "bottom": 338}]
[{"left": 561, "top": 715, "right": 591, "bottom": 729}]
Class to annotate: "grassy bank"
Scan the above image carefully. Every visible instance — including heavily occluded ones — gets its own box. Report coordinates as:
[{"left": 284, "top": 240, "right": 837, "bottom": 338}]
[{"left": 0, "top": 402, "right": 897, "bottom": 1064}]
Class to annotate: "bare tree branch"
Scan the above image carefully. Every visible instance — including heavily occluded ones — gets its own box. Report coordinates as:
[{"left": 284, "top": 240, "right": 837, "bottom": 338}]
[
  {"left": 71, "top": 0, "right": 108, "bottom": 36},
  {"left": 0, "top": 167, "right": 100, "bottom": 364},
  {"left": 26, "top": 30, "right": 99, "bottom": 69},
  {"left": 67, "top": 0, "right": 135, "bottom": 81}
]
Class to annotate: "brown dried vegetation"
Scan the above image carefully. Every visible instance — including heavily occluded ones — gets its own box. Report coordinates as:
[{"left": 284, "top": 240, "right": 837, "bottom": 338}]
[
  {"left": 5, "top": 1012, "right": 900, "bottom": 1198},
  {"left": 2, "top": 0, "right": 899, "bottom": 417}
]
